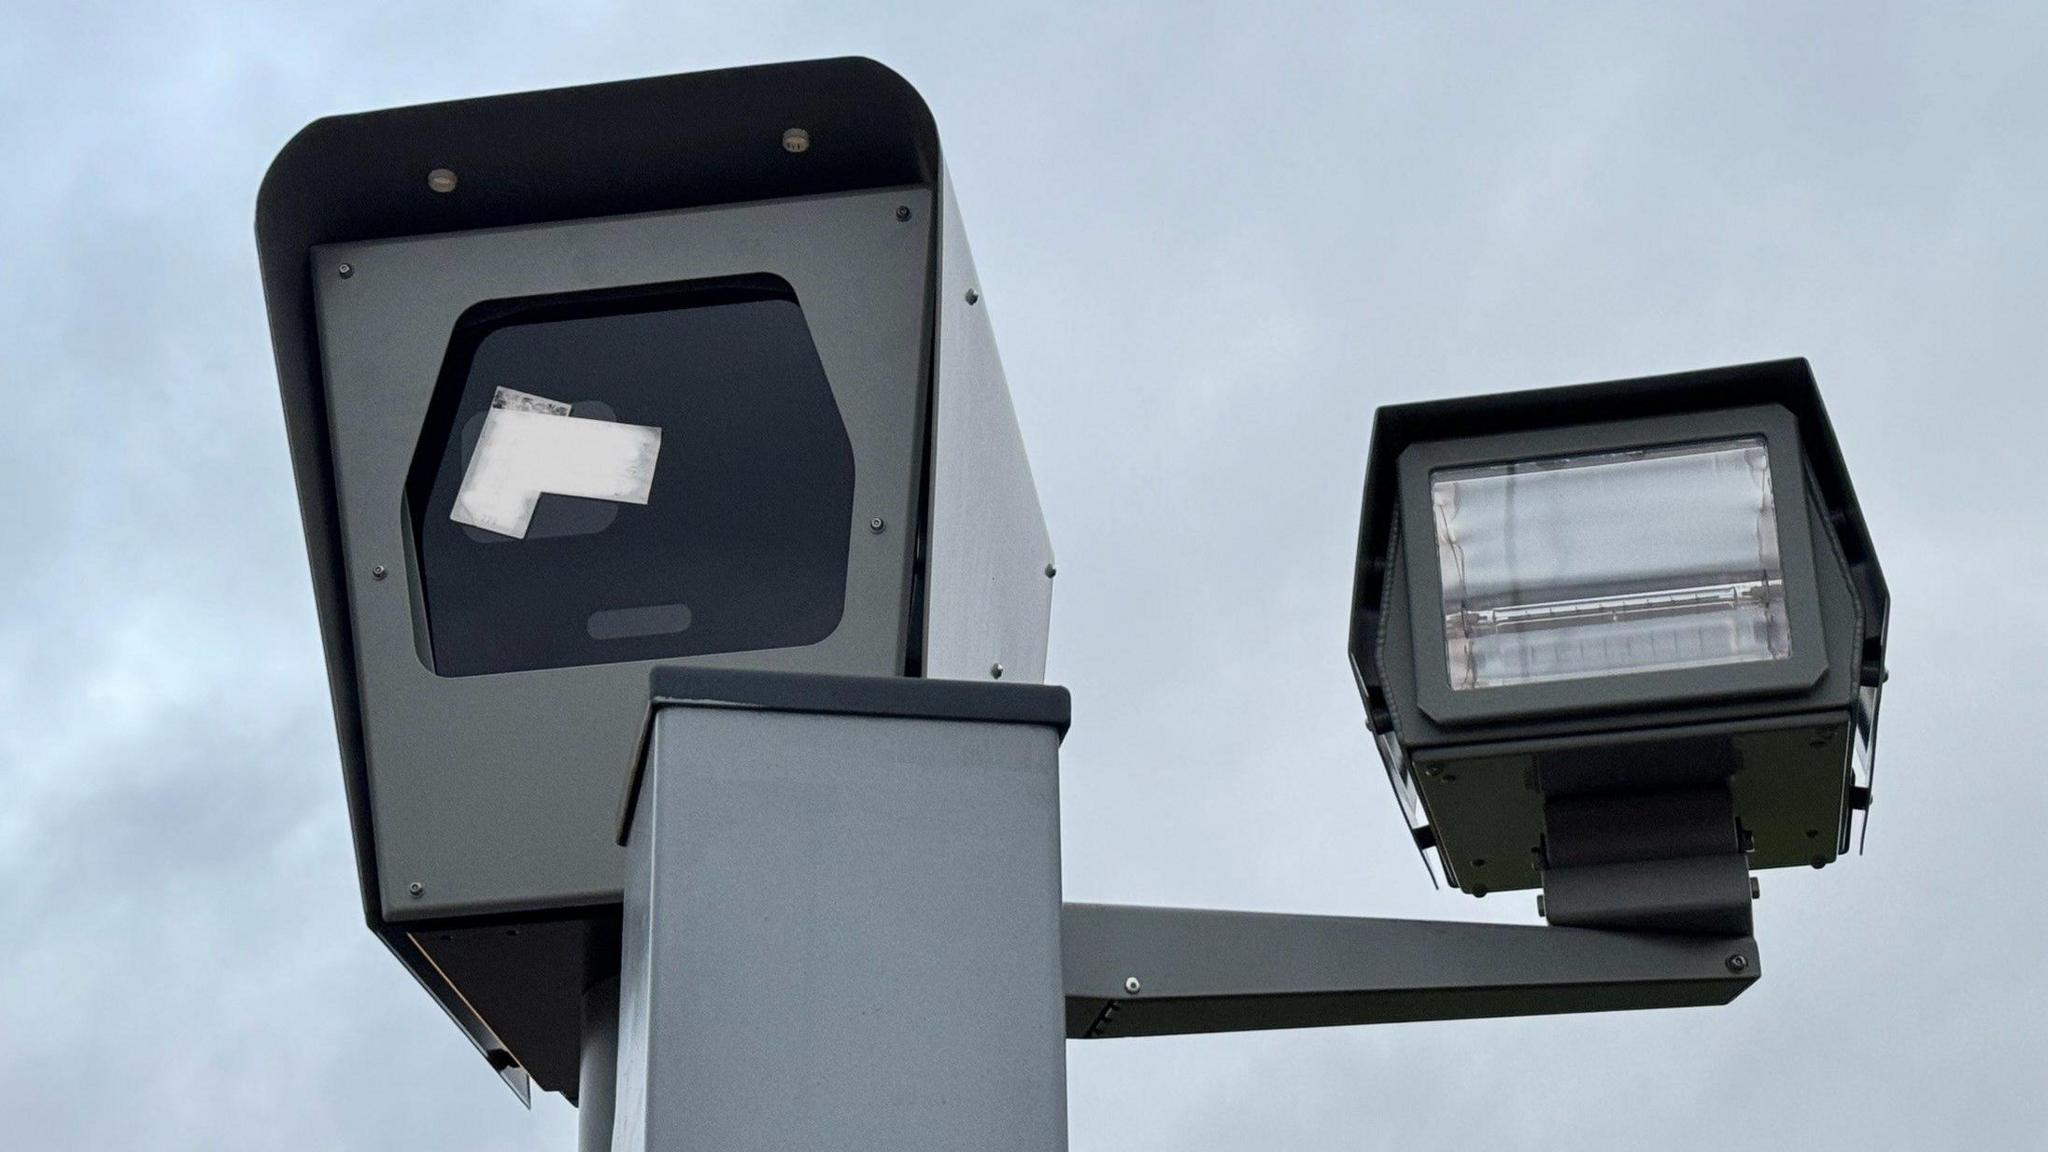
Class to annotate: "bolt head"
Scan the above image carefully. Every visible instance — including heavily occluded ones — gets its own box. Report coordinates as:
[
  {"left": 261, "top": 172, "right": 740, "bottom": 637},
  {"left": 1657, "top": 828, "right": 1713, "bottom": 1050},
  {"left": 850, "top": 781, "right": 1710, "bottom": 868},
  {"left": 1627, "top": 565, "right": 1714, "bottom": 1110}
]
[
  {"left": 426, "top": 167, "right": 458, "bottom": 193},
  {"left": 371, "top": 565, "right": 388, "bottom": 580},
  {"left": 964, "top": 288, "right": 980, "bottom": 305},
  {"left": 1123, "top": 976, "right": 1142, "bottom": 995},
  {"left": 894, "top": 204, "right": 912, "bottom": 222},
  {"left": 781, "top": 127, "right": 811, "bottom": 154},
  {"left": 337, "top": 263, "right": 353, "bottom": 278},
  {"left": 990, "top": 662, "right": 1004, "bottom": 679},
  {"left": 1725, "top": 953, "right": 1750, "bottom": 973},
  {"left": 868, "top": 517, "right": 885, "bottom": 533},
  {"left": 407, "top": 882, "right": 424, "bottom": 897}
]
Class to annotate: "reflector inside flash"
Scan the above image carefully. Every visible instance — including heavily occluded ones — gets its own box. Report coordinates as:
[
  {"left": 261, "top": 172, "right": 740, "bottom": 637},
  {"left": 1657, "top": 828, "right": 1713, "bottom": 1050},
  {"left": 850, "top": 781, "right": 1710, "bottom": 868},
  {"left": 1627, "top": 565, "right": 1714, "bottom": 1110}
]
[{"left": 1431, "top": 437, "right": 1790, "bottom": 690}]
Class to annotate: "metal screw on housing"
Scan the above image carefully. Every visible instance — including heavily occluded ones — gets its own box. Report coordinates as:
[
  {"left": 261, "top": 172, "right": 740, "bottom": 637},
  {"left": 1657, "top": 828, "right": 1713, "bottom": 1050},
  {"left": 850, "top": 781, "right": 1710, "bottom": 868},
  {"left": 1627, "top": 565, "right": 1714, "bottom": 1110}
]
[
  {"left": 408, "top": 882, "right": 424, "bottom": 898},
  {"left": 964, "top": 288, "right": 980, "bottom": 305},
  {"left": 868, "top": 517, "right": 885, "bottom": 533},
  {"left": 990, "top": 663, "right": 1004, "bottom": 680},
  {"left": 337, "top": 263, "right": 353, "bottom": 278},
  {"left": 371, "top": 565, "right": 388, "bottom": 580},
  {"left": 1044, "top": 563, "right": 1057, "bottom": 578},
  {"left": 895, "top": 204, "right": 912, "bottom": 222},
  {"left": 1123, "top": 976, "right": 1142, "bottom": 995},
  {"left": 1725, "top": 953, "right": 1749, "bottom": 973}
]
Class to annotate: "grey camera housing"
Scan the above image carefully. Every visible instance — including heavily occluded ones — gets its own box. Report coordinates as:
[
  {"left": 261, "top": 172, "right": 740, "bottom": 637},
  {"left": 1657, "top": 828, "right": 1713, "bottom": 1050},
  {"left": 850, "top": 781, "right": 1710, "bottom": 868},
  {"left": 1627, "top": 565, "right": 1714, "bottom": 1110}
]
[
  {"left": 1350, "top": 360, "right": 1889, "bottom": 900},
  {"left": 257, "top": 58, "right": 1053, "bottom": 1096}
]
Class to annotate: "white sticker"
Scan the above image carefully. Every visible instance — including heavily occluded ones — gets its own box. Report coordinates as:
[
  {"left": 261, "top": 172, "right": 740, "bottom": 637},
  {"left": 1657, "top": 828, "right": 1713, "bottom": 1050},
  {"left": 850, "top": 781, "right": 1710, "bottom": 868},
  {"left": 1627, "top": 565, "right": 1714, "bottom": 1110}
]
[{"left": 451, "top": 388, "right": 662, "bottom": 539}]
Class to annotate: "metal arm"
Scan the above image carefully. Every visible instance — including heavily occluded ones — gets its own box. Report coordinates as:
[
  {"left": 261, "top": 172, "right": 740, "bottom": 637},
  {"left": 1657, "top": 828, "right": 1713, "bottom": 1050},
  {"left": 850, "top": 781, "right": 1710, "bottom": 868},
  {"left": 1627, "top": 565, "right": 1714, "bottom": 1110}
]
[{"left": 1062, "top": 903, "right": 1758, "bottom": 1040}]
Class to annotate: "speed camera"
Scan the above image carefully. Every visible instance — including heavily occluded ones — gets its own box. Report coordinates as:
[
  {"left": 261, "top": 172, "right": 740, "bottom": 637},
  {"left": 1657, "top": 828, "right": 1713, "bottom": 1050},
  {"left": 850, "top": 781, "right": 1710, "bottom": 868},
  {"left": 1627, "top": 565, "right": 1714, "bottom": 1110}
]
[{"left": 256, "top": 57, "right": 1053, "bottom": 1096}]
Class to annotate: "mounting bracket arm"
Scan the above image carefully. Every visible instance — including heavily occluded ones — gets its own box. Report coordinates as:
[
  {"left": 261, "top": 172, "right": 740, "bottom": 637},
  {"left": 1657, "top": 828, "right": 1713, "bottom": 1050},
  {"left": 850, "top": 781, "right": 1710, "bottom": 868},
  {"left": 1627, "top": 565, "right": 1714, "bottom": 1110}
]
[{"left": 1062, "top": 903, "right": 1758, "bottom": 1040}]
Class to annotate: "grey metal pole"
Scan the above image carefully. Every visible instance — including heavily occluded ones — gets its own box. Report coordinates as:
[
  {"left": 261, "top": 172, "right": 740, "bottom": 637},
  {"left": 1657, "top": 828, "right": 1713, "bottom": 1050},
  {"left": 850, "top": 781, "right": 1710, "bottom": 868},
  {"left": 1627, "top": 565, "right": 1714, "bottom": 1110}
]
[
  {"left": 609, "top": 694, "right": 1069, "bottom": 1152},
  {"left": 577, "top": 976, "right": 618, "bottom": 1152}
]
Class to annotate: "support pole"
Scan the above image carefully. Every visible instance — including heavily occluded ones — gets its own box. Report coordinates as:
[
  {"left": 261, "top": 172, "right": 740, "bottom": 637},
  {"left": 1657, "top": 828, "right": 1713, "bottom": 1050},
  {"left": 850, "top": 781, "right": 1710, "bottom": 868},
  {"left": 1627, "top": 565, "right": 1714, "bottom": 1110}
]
[
  {"left": 608, "top": 674, "right": 1071, "bottom": 1152},
  {"left": 576, "top": 977, "right": 618, "bottom": 1152}
]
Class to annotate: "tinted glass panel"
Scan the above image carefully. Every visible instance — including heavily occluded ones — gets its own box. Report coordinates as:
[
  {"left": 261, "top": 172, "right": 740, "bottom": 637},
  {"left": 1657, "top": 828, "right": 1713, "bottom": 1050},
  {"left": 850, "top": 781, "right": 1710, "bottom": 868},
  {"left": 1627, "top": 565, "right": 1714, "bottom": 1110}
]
[{"left": 408, "top": 275, "right": 855, "bottom": 676}]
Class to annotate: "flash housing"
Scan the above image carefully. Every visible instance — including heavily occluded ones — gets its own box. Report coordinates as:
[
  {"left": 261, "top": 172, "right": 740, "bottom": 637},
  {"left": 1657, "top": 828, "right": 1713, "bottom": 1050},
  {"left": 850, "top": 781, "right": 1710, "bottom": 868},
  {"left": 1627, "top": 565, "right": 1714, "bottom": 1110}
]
[{"left": 1351, "top": 360, "right": 1888, "bottom": 906}]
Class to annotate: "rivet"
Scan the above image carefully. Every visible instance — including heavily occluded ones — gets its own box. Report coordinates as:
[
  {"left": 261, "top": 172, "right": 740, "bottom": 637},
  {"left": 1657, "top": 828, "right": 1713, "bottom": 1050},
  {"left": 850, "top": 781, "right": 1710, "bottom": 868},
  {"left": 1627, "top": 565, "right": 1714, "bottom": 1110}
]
[
  {"left": 868, "top": 517, "right": 885, "bottom": 533},
  {"left": 990, "top": 662, "right": 1004, "bottom": 679},
  {"left": 1726, "top": 953, "right": 1750, "bottom": 973},
  {"left": 894, "top": 204, "right": 912, "bottom": 222},
  {"left": 371, "top": 565, "right": 388, "bottom": 580},
  {"left": 427, "top": 168, "right": 458, "bottom": 194},
  {"left": 407, "top": 882, "right": 423, "bottom": 897},
  {"left": 1123, "top": 976, "right": 1142, "bottom": 995},
  {"left": 781, "top": 127, "right": 811, "bottom": 154},
  {"left": 337, "top": 263, "right": 353, "bottom": 278}
]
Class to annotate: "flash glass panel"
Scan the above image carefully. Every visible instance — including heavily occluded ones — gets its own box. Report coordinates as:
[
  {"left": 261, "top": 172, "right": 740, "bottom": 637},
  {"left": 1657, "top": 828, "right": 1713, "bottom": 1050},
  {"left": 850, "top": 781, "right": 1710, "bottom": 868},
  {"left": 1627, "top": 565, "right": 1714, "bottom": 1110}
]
[
  {"left": 1430, "top": 437, "right": 1791, "bottom": 691},
  {"left": 407, "top": 274, "right": 856, "bottom": 677}
]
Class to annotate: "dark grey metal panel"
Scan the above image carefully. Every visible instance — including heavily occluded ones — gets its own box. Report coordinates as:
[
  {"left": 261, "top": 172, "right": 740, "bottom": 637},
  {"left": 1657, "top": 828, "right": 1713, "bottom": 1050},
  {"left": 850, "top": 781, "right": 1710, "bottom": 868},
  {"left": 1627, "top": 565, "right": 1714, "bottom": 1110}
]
[
  {"left": 923, "top": 163, "right": 1056, "bottom": 684},
  {"left": 615, "top": 704, "right": 1068, "bottom": 1151},
  {"left": 310, "top": 187, "right": 933, "bottom": 924},
  {"left": 1060, "top": 904, "right": 1757, "bottom": 1040}
]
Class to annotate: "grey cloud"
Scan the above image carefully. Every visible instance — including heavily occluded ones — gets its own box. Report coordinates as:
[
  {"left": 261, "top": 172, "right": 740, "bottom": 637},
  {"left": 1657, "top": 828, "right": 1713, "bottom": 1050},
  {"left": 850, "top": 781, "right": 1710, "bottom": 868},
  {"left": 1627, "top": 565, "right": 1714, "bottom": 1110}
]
[{"left": 2, "top": 2, "right": 2042, "bottom": 1149}]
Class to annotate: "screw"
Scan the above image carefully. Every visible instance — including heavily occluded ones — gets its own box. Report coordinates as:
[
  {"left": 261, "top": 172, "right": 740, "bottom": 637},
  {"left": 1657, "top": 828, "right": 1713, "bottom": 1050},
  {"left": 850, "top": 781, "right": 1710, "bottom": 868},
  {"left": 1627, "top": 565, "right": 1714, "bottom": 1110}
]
[
  {"left": 407, "top": 882, "right": 423, "bottom": 898},
  {"left": 868, "top": 517, "right": 885, "bottom": 533},
  {"left": 894, "top": 204, "right": 912, "bottom": 222},
  {"left": 337, "top": 262, "right": 353, "bottom": 278},
  {"left": 1044, "top": 563, "right": 1058, "bottom": 578},
  {"left": 1725, "top": 953, "right": 1749, "bottom": 973},
  {"left": 990, "top": 662, "right": 1004, "bottom": 679},
  {"left": 781, "top": 127, "right": 811, "bottom": 154},
  {"left": 371, "top": 565, "right": 388, "bottom": 580},
  {"left": 427, "top": 167, "right": 458, "bottom": 194},
  {"left": 1123, "top": 976, "right": 1142, "bottom": 995},
  {"left": 964, "top": 288, "right": 980, "bottom": 305}
]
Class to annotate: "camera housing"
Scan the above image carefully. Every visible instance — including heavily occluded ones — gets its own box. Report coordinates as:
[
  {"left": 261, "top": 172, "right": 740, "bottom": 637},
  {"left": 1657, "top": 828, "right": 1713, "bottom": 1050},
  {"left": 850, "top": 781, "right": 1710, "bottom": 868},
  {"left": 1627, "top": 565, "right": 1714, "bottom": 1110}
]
[{"left": 257, "top": 57, "right": 1053, "bottom": 1096}]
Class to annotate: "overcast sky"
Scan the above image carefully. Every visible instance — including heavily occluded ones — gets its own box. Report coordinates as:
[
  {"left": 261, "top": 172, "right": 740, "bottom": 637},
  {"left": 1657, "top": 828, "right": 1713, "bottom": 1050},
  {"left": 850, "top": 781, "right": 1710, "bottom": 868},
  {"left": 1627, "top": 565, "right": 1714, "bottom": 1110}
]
[{"left": 3, "top": 2, "right": 2045, "bottom": 1148}]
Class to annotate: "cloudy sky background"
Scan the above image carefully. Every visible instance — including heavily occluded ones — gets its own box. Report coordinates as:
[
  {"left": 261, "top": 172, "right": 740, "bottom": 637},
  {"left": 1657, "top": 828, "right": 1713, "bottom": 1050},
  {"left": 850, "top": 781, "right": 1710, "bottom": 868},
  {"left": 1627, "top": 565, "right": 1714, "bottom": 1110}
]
[{"left": 4, "top": 2, "right": 2045, "bottom": 1147}]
